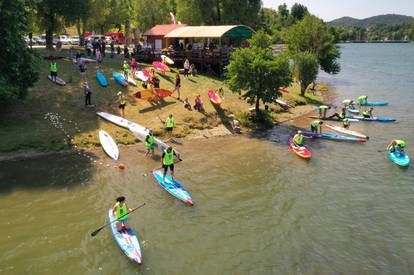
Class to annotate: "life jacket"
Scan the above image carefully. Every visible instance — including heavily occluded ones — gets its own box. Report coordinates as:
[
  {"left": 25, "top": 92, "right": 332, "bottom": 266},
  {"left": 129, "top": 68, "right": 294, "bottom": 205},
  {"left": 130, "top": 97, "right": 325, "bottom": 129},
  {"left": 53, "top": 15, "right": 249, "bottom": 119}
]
[
  {"left": 311, "top": 120, "right": 321, "bottom": 127},
  {"left": 166, "top": 117, "right": 174, "bottom": 128},
  {"left": 339, "top": 111, "right": 345, "bottom": 119},
  {"left": 115, "top": 202, "right": 128, "bottom": 221},
  {"left": 319, "top": 105, "right": 328, "bottom": 110},
  {"left": 358, "top": 96, "right": 367, "bottom": 103},
  {"left": 362, "top": 110, "right": 370, "bottom": 117},
  {"left": 294, "top": 134, "right": 303, "bottom": 145},
  {"left": 342, "top": 99, "right": 352, "bottom": 105},
  {"left": 50, "top": 62, "right": 57, "bottom": 72},
  {"left": 163, "top": 149, "right": 174, "bottom": 165},
  {"left": 146, "top": 133, "right": 155, "bottom": 146},
  {"left": 343, "top": 119, "right": 350, "bottom": 126},
  {"left": 395, "top": 140, "right": 406, "bottom": 148}
]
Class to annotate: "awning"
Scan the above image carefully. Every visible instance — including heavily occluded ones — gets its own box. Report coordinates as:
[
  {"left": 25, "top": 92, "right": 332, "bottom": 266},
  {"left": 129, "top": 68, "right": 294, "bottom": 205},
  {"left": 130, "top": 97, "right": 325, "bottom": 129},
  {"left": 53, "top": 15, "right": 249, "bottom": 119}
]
[
  {"left": 164, "top": 25, "right": 254, "bottom": 39},
  {"left": 144, "top": 24, "right": 187, "bottom": 36}
]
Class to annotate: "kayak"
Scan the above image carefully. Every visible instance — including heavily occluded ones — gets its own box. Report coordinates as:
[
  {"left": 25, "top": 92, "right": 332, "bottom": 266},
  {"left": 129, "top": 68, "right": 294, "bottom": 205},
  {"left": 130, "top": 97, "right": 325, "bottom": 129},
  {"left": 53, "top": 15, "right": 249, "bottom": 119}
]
[
  {"left": 161, "top": 55, "right": 174, "bottom": 65},
  {"left": 112, "top": 72, "right": 128, "bottom": 87},
  {"left": 325, "top": 124, "right": 369, "bottom": 139},
  {"left": 359, "top": 101, "right": 388, "bottom": 106},
  {"left": 135, "top": 71, "right": 148, "bottom": 82},
  {"left": 275, "top": 99, "right": 290, "bottom": 109},
  {"left": 299, "top": 130, "right": 365, "bottom": 142},
  {"left": 288, "top": 138, "right": 311, "bottom": 159},
  {"left": 207, "top": 90, "right": 222, "bottom": 105},
  {"left": 308, "top": 116, "right": 359, "bottom": 122},
  {"left": 152, "top": 169, "right": 193, "bottom": 205},
  {"left": 108, "top": 209, "right": 142, "bottom": 264},
  {"left": 99, "top": 130, "right": 119, "bottom": 160},
  {"left": 96, "top": 112, "right": 181, "bottom": 157},
  {"left": 388, "top": 149, "right": 410, "bottom": 167},
  {"left": 345, "top": 115, "right": 396, "bottom": 122},
  {"left": 96, "top": 71, "right": 108, "bottom": 87},
  {"left": 152, "top": 61, "right": 170, "bottom": 72},
  {"left": 47, "top": 75, "right": 66, "bottom": 86}
]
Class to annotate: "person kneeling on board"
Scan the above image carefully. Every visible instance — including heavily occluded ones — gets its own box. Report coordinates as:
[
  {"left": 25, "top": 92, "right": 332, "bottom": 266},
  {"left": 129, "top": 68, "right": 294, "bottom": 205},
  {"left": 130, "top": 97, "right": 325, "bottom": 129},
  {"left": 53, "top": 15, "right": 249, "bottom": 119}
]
[
  {"left": 387, "top": 140, "right": 406, "bottom": 156},
  {"left": 328, "top": 108, "right": 346, "bottom": 120},
  {"left": 311, "top": 120, "right": 323, "bottom": 134},
  {"left": 145, "top": 129, "right": 155, "bottom": 157},
  {"left": 162, "top": 146, "right": 181, "bottom": 183},
  {"left": 343, "top": 118, "right": 350, "bottom": 129},
  {"left": 357, "top": 95, "right": 368, "bottom": 105},
  {"left": 362, "top": 108, "right": 373, "bottom": 118},
  {"left": 293, "top": 132, "right": 304, "bottom": 146},
  {"left": 318, "top": 105, "right": 329, "bottom": 118},
  {"left": 112, "top": 196, "right": 132, "bottom": 233}
]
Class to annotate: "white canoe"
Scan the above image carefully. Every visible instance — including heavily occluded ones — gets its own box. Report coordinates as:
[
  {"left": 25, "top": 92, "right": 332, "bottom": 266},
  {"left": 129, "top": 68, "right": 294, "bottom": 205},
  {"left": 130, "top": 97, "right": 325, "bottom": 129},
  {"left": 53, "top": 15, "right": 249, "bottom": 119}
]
[
  {"left": 135, "top": 71, "right": 148, "bottom": 82},
  {"left": 47, "top": 75, "right": 66, "bottom": 86},
  {"left": 161, "top": 55, "right": 174, "bottom": 65},
  {"left": 325, "top": 124, "right": 368, "bottom": 139},
  {"left": 99, "top": 130, "right": 119, "bottom": 160}
]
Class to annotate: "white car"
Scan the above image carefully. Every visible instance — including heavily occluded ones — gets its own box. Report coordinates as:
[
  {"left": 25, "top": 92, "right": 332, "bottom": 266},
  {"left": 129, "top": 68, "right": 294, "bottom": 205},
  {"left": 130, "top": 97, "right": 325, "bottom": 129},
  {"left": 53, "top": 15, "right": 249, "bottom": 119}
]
[
  {"left": 69, "top": 36, "right": 80, "bottom": 45},
  {"left": 58, "top": 35, "right": 71, "bottom": 45}
]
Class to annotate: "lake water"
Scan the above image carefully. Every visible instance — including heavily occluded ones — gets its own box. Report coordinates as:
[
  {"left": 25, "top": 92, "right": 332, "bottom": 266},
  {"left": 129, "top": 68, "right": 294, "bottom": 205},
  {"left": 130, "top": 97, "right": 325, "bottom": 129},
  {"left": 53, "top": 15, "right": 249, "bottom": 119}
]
[{"left": 1, "top": 43, "right": 414, "bottom": 274}]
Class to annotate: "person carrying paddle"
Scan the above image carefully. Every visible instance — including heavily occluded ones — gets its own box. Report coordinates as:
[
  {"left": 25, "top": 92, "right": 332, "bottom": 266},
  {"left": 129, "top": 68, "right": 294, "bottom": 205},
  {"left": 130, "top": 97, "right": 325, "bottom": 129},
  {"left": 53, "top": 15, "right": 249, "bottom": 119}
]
[
  {"left": 311, "top": 120, "right": 323, "bottom": 134},
  {"left": 50, "top": 59, "right": 58, "bottom": 83},
  {"left": 122, "top": 60, "right": 130, "bottom": 80},
  {"left": 328, "top": 108, "right": 346, "bottom": 120},
  {"left": 387, "top": 140, "right": 406, "bottom": 156},
  {"left": 112, "top": 196, "right": 132, "bottom": 233},
  {"left": 116, "top": 92, "right": 126, "bottom": 117},
  {"left": 165, "top": 114, "right": 174, "bottom": 140},
  {"left": 318, "top": 105, "right": 329, "bottom": 118},
  {"left": 162, "top": 146, "right": 181, "bottom": 183},
  {"left": 145, "top": 129, "right": 155, "bottom": 157},
  {"left": 357, "top": 95, "right": 368, "bottom": 105},
  {"left": 362, "top": 107, "right": 373, "bottom": 118},
  {"left": 343, "top": 118, "right": 351, "bottom": 129}
]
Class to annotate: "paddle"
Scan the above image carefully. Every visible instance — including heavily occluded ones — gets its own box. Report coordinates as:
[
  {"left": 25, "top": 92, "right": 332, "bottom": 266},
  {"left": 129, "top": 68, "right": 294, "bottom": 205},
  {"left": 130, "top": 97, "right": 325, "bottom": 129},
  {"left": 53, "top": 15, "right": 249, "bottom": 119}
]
[{"left": 90, "top": 203, "right": 146, "bottom": 237}]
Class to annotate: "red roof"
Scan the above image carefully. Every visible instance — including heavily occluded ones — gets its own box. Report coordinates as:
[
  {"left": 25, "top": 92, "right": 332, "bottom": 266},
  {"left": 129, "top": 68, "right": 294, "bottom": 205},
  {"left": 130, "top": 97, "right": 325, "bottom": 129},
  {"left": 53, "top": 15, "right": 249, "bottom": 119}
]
[{"left": 144, "top": 24, "right": 187, "bottom": 37}]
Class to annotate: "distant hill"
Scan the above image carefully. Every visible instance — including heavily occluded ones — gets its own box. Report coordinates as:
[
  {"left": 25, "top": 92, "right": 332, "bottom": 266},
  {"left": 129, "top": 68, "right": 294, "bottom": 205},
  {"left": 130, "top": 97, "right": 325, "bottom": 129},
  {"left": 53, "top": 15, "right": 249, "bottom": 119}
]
[{"left": 328, "top": 14, "right": 414, "bottom": 28}]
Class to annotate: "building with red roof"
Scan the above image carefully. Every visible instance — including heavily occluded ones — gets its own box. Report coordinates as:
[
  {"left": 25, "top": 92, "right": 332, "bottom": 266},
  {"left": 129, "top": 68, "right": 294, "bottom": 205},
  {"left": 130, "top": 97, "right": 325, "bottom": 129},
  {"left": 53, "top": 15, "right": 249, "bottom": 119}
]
[{"left": 144, "top": 24, "right": 186, "bottom": 50}]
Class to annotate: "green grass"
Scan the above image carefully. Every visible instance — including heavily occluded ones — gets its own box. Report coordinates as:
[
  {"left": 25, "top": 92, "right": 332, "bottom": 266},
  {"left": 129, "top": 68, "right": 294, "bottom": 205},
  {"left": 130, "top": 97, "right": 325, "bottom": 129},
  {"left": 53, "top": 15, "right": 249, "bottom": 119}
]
[{"left": 0, "top": 49, "right": 326, "bottom": 153}]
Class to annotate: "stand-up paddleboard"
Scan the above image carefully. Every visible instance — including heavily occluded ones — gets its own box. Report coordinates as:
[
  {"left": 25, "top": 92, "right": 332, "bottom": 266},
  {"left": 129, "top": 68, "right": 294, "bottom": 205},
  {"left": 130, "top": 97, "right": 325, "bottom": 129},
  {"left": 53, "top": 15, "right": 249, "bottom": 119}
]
[
  {"left": 135, "top": 71, "right": 148, "bottom": 82},
  {"left": 142, "top": 68, "right": 153, "bottom": 81},
  {"left": 121, "top": 74, "right": 137, "bottom": 86},
  {"left": 278, "top": 87, "right": 288, "bottom": 93},
  {"left": 359, "top": 101, "right": 388, "bottom": 106},
  {"left": 152, "top": 169, "right": 193, "bottom": 205},
  {"left": 47, "top": 75, "right": 66, "bottom": 86},
  {"left": 108, "top": 209, "right": 142, "bottom": 264},
  {"left": 288, "top": 138, "right": 311, "bottom": 159},
  {"left": 80, "top": 57, "right": 96, "bottom": 64},
  {"left": 347, "top": 105, "right": 360, "bottom": 114},
  {"left": 308, "top": 116, "right": 359, "bottom": 122},
  {"left": 276, "top": 99, "right": 290, "bottom": 109},
  {"left": 97, "top": 112, "right": 135, "bottom": 129},
  {"left": 152, "top": 61, "right": 170, "bottom": 72},
  {"left": 134, "top": 88, "right": 172, "bottom": 101},
  {"left": 96, "top": 71, "right": 108, "bottom": 87},
  {"left": 388, "top": 149, "right": 410, "bottom": 167},
  {"left": 112, "top": 72, "right": 128, "bottom": 87},
  {"left": 299, "top": 131, "right": 365, "bottom": 142},
  {"left": 325, "top": 124, "right": 368, "bottom": 139},
  {"left": 161, "top": 55, "right": 174, "bottom": 65},
  {"left": 99, "top": 130, "right": 119, "bottom": 160},
  {"left": 345, "top": 115, "right": 396, "bottom": 122},
  {"left": 207, "top": 90, "right": 222, "bottom": 105}
]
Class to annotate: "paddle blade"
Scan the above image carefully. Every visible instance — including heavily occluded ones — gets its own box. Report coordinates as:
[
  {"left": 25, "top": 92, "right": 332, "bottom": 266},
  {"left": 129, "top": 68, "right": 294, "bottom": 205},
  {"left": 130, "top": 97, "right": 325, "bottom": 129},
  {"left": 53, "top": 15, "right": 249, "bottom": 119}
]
[{"left": 90, "top": 228, "right": 102, "bottom": 237}]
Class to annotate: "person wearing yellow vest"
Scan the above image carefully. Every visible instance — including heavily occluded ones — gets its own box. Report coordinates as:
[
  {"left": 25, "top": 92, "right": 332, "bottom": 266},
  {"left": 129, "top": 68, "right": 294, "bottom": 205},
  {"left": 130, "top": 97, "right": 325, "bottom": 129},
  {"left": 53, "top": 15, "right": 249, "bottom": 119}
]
[
  {"left": 122, "top": 60, "right": 130, "bottom": 80},
  {"left": 311, "top": 120, "right": 323, "bottom": 133},
  {"left": 318, "top": 105, "right": 329, "bottom": 118},
  {"left": 328, "top": 108, "right": 346, "bottom": 120},
  {"left": 387, "top": 140, "right": 406, "bottom": 155},
  {"left": 343, "top": 118, "right": 351, "bottom": 129},
  {"left": 357, "top": 95, "right": 368, "bottom": 105},
  {"left": 166, "top": 114, "right": 174, "bottom": 141},
  {"left": 162, "top": 146, "right": 181, "bottom": 183},
  {"left": 50, "top": 59, "right": 58, "bottom": 83},
  {"left": 145, "top": 129, "right": 155, "bottom": 157},
  {"left": 116, "top": 92, "right": 126, "bottom": 117},
  {"left": 293, "top": 133, "right": 304, "bottom": 146},
  {"left": 112, "top": 196, "right": 132, "bottom": 233},
  {"left": 362, "top": 107, "right": 373, "bottom": 118},
  {"left": 342, "top": 99, "right": 354, "bottom": 108}
]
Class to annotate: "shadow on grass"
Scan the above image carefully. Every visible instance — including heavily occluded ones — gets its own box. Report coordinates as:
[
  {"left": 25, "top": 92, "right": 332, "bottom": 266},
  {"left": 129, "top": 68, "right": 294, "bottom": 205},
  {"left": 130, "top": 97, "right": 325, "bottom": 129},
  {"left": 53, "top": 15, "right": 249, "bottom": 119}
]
[
  {"left": 158, "top": 73, "right": 173, "bottom": 84},
  {"left": 138, "top": 100, "right": 176, "bottom": 113},
  {"left": 211, "top": 103, "right": 234, "bottom": 133},
  {"left": 303, "top": 95, "right": 324, "bottom": 106}
]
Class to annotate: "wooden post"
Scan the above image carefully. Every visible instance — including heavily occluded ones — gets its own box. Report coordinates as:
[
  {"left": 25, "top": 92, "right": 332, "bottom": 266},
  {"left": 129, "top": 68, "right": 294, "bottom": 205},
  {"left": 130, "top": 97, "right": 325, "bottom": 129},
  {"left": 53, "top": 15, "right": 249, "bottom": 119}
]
[{"left": 125, "top": 19, "right": 131, "bottom": 47}]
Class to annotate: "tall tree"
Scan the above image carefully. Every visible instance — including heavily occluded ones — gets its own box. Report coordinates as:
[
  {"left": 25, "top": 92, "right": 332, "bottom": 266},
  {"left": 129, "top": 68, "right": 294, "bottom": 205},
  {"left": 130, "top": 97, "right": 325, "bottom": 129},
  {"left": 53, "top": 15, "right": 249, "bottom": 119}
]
[
  {"left": 226, "top": 30, "right": 292, "bottom": 115},
  {"left": 290, "top": 3, "right": 308, "bottom": 21},
  {"left": 284, "top": 15, "right": 341, "bottom": 74},
  {"left": 292, "top": 52, "right": 319, "bottom": 96},
  {"left": 221, "top": 0, "right": 261, "bottom": 26},
  {"left": 0, "top": 0, "right": 39, "bottom": 104},
  {"left": 134, "top": 0, "right": 171, "bottom": 32}
]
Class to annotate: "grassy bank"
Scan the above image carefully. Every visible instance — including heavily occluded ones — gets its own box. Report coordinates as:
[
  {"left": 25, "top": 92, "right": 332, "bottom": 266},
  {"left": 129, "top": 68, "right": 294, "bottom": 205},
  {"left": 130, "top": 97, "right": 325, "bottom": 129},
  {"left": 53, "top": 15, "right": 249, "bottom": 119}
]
[{"left": 0, "top": 49, "right": 327, "bottom": 154}]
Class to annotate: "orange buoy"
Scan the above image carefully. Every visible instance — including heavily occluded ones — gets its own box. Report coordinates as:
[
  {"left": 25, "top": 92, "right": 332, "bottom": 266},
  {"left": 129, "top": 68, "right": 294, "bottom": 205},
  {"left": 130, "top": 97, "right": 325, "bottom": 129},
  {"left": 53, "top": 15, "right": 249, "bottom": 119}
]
[{"left": 118, "top": 163, "right": 125, "bottom": 170}]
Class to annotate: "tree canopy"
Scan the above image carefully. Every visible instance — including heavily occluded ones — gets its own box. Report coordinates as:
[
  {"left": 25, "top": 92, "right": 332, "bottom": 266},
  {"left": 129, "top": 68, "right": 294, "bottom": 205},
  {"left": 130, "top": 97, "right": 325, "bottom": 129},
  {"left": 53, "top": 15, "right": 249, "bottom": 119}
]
[{"left": 292, "top": 52, "right": 319, "bottom": 96}]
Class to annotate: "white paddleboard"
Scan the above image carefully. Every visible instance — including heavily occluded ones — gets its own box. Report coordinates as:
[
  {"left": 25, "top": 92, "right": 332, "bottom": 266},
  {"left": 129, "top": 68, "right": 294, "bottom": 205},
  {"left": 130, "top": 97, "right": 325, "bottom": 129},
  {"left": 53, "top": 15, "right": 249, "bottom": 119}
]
[
  {"left": 47, "top": 75, "right": 66, "bottom": 86},
  {"left": 161, "top": 55, "right": 174, "bottom": 65},
  {"left": 135, "top": 71, "right": 148, "bottom": 82},
  {"left": 99, "top": 130, "right": 119, "bottom": 160}
]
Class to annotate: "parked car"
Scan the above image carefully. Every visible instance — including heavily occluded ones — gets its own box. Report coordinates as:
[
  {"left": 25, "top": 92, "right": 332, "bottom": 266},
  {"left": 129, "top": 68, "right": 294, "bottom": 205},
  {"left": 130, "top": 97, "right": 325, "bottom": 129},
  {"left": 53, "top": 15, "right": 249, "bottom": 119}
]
[
  {"left": 58, "top": 35, "right": 71, "bottom": 45},
  {"left": 36, "top": 36, "right": 46, "bottom": 45},
  {"left": 69, "top": 36, "right": 80, "bottom": 45},
  {"left": 86, "top": 34, "right": 105, "bottom": 43},
  {"left": 104, "top": 36, "right": 113, "bottom": 44}
]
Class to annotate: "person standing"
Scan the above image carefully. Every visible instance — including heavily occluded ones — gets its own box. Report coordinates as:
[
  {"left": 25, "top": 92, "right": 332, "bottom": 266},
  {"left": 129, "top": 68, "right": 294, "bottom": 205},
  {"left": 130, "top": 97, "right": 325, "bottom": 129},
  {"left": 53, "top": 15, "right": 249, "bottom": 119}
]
[
  {"left": 161, "top": 146, "right": 181, "bottom": 183},
  {"left": 95, "top": 50, "right": 102, "bottom": 68},
  {"left": 130, "top": 58, "right": 138, "bottom": 75},
  {"left": 318, "top": 105, "right": 329, "bottom": 118},
  {"left": 165, "top": 114, "right": 175, "bottom": 140},
  {"left": 83, "top": 81, "right": 92, "bottom": 106},
  {"left": 183, "top": 58, "right": 190, "bottom": 77},
  {"left": 116, "top": 92, "right": 126, "bottom": 117},
  {"left": 145, "top": 129, "right": 155, "bottom": 157},
  {"left": 122, "top": 60, "right": 130, "bottom": 80},
  {"left": 101, "top": 39, "right": 106, "bottom": 57},
  {"left": 79, "top": 60, "right": 87, "bottom": 82},
  {"left": 112, "top": 196, "right": 132, "bottom": 233},
  {"left": 173, "top": 72, "right": 181, "bottom": 100},
  {"left": 311, "top": 120, "right": 323, "bottom": 134},
  {"left": 49, "top": 59, "right": 58, "bottom": 83}
]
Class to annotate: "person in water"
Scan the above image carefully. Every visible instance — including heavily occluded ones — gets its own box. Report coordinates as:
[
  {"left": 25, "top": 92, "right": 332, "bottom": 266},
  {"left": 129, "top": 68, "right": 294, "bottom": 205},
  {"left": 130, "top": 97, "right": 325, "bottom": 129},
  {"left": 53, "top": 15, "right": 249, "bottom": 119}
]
[
  {"left": 343, "top": 118, "right": 351, "bottom": 129},
  {"left": 318, "top": 105, "right": 329, "bottom": 118},
  {"left": 293, "top": 132, "right": 304, "bottom": 146},
  {"left": 387, "top": 140, "right": 406, "bottom": 155},
  {"left": 145, "top": 129, "right": 155, "bottom": 157},
  {"left": 162, "top": 146, "right": 181, "bottom": 183},
  {"left": 329, "top": 108, "right": 346, "bottom": 120},
  {"left": 112, "top": 196, "right": 132, "bottom": 233},
  {"left": 311, "top": 120, "right": 323, "bottom": 134},
  {"left": 357, "top": 95, "right": 368, "bottom": 105},
  {"left": 362, "top": 107, "right": 373, "bottom": 118}
]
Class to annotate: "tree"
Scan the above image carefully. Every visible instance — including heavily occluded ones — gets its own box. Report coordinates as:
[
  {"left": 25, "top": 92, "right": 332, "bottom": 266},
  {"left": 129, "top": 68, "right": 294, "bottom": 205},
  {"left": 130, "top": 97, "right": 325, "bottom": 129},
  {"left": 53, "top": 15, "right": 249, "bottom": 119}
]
[
  {"left": 284, "top": 15, "right": 341, "bottom": 74},
  {"left": 0, "top": 0, "right": 39, "bottom": 104},
  {"left": 292, "top": 52, "right": 319, "bottom": 96},
  {"left": 226, "top": 30, "right": 292, "bottom": 116},
  {"left": 134, "top": 0, "right": 172, "bottom": 32},
  {"left": 221, "top": 0, "right": 261, "bottom": 26},
  {"left": 290, "top": 3, "right": 308, "bottom": 21}
]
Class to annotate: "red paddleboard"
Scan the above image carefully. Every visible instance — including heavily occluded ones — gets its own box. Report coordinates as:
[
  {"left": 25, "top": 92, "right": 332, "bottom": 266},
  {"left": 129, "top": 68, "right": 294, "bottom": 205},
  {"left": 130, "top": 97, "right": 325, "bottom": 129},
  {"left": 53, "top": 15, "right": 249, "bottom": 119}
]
[
  {"left": 152, "top": 61, "right": 170, "bottom": 72},
  {"left": 288, "top": 138, "right": 311, "bottom": 159},
  {"left": 142, "top": 68, "right": 153, "bottom": 81},
  {"left": 155, "top": 88, "right": 173, "bottom": 98},
  {"left": 278, "top": 87, "right": 289, "bottom": 93},
  {"left": 207, "top": 90, "right": 222, "bottom": 105}
]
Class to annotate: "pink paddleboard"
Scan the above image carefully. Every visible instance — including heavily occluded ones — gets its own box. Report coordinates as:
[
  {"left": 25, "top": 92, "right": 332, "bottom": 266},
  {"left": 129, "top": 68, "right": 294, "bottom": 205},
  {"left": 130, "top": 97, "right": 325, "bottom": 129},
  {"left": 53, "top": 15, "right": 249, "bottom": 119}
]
[
  {"left": 207, "top": 90, "right": 222, "bottom": 105},
  {"left": 152, "top": 61, "right": 170, "bottom": 72}
]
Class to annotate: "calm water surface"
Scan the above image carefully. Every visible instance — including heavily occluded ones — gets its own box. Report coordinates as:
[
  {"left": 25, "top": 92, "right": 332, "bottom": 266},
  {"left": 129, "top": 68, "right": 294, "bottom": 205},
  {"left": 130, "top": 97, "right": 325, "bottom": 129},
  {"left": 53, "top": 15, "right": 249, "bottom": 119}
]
[{"left": 1, "top": 44, "right": 414, "bottom": 274}]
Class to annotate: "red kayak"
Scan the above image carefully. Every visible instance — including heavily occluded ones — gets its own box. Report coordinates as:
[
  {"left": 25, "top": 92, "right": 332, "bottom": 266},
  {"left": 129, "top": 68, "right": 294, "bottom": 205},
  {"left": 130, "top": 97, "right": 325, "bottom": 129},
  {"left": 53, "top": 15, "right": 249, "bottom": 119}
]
[{"left": 288, "top": 138, "right": 312, "bottom": 159}]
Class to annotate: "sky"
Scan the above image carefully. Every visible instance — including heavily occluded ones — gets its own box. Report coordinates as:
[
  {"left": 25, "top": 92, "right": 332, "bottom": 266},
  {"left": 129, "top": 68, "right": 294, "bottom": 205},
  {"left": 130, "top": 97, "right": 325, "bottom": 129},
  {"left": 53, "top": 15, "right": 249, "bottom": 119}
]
[{"left": 262, "top": 0, "right": 414, "bottom": 21}]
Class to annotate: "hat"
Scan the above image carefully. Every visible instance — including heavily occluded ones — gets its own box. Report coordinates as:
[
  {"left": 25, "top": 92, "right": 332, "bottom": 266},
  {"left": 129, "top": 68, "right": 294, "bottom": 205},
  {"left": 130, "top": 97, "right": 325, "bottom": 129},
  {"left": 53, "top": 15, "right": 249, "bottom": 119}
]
[{"left": 117, "top": 92, "right": 122, "bottom": 96}]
